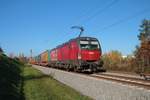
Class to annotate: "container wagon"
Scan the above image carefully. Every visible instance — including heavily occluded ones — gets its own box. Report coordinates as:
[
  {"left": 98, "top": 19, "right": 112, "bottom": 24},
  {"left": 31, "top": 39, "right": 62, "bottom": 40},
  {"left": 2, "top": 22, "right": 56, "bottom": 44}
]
[{"left": 40, "top": 50, "right": 50, "bottom": 66}]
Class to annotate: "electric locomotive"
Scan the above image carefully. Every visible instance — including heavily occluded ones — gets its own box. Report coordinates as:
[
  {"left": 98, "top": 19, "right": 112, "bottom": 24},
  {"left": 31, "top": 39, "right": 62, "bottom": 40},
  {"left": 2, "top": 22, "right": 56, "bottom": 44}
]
[
  {"left": 49, "top": 36, "right": 103, "bottom": 72},
  {"left": 33, "top": 26, "right": 104, "bottom": 73}
]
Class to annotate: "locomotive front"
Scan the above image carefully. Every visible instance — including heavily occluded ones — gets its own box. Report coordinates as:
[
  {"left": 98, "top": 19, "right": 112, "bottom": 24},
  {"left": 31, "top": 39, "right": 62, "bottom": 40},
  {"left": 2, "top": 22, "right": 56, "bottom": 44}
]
[{"left": 77, "top": 37, "right": 103, "bottom": 72}]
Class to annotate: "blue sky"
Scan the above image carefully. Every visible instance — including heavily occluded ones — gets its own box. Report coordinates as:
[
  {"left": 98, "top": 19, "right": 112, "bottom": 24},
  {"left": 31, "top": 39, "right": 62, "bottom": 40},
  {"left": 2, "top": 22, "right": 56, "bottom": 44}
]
[{"left": 0, "top": 0, "right": 150, "bottom": 57}]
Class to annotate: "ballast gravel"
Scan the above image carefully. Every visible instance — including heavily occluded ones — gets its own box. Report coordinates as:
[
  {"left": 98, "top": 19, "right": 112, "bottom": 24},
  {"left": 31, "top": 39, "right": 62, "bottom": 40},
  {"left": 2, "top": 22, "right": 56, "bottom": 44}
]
[{"left": 32, "top": 65, "right": 150, "bottom": 100}]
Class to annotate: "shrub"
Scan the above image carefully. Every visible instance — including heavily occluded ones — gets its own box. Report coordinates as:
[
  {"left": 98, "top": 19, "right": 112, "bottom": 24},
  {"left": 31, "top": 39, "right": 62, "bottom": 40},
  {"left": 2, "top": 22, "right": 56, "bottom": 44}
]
[
  {"left": 0, "top": 54, "right": 23, "bottom": 100},
  {"left": 102, "top": 50, "right": 138, "bottom": 73}
]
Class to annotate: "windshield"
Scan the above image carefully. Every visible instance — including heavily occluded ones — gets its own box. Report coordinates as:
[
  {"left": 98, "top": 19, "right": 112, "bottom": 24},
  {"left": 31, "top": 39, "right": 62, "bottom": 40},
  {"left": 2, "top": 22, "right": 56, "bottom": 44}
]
[{"left": 80, "top": 40, "right": 99, "bottom": 50}]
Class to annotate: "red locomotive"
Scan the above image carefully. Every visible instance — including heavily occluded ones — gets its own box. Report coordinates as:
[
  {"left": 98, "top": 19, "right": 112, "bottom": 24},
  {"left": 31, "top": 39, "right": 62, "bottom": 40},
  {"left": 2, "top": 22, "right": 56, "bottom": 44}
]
[
  {"left": 50, "top": 37, "right": 103, "bottom": 72},
  {"left": 33, "top": 27, "right": 104, "bottom": 73}
]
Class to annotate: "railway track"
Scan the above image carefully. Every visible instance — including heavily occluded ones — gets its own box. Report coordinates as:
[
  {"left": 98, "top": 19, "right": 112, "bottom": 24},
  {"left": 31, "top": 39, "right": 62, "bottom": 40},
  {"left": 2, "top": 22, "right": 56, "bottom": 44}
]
[
  {"left": 90, "top": 73, "right": 150, "bottom": 89},
  {"left": 33, "top": 65, "right": 150, "bottom": 100},
  {"left": 35, "top": 65, "right": 150, "bottom": 90}
]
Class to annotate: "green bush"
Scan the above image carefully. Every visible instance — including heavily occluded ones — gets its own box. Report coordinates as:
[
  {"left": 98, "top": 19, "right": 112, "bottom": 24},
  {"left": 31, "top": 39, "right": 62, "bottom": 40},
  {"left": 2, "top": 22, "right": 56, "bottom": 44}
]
[{"left": 0, "top": 54, "right": 23, "bottom": 100}]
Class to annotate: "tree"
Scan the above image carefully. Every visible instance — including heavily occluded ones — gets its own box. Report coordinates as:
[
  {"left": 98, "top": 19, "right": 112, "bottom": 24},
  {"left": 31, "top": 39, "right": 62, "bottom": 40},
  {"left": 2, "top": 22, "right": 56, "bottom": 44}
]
[
  {"left": 138, "top": 19, "right": 150, "bottom": 41},
  {"left": 102, "top": 50, "right": 123, "bottom": 70},
  {"left": 103, "top": 51, "right": 137, "bottom": 72},
  {"left": 135, "top": 19, "right": 150, "bottom": 74},
  {"left": 0, "top": 47, "right": 3, "bottom": 54}
]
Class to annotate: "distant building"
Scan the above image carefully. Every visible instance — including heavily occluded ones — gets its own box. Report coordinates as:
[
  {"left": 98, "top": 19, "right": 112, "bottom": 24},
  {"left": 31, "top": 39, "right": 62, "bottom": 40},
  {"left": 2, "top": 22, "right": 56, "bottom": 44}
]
[
  {"left": 122, "top": 55, "right": 135, "bottom": 58},
  {"left": 122, "top": 55, "right": 127, "bottom": 58}
]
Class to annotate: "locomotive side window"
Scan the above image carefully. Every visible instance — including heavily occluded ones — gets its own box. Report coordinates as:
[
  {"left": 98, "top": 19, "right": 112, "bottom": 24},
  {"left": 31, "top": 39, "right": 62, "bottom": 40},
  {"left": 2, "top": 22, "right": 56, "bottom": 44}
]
[{"left": 80, "top": 40, "right": 99, "bottom": 50}]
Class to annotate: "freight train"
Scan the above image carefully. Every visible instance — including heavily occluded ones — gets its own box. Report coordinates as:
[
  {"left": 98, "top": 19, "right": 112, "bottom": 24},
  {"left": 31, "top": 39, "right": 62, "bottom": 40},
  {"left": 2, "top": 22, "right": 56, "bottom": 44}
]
[{"left": 32, "top": 36, "right": 104, "bottom": 73}]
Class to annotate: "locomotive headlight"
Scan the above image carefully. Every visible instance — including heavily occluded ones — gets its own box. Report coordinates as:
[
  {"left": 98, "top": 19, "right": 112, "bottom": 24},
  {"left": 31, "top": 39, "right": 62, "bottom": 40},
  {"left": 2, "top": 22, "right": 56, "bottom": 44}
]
[
  {"left": 78, "top": 53, "right": 81, "bottom": 60},
  {"left": 89, "top": 52, "right": 94, "bottom": 54}
]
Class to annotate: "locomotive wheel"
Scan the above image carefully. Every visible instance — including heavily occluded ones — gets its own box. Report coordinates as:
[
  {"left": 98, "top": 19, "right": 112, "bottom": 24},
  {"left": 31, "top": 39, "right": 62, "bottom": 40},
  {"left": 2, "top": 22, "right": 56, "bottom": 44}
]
[
  {"left": 66, "top": 64, "right": 70, "bottom": 72},
  {"left": 74, "top": 66, "right": 78, "bottom": 72}
]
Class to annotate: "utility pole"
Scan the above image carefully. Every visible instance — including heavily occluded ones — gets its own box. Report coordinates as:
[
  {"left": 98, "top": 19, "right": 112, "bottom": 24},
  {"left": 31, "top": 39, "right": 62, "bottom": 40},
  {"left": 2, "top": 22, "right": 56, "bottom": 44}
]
[{"left": 30, "top": 49, "right": 33, "bottom": 58}]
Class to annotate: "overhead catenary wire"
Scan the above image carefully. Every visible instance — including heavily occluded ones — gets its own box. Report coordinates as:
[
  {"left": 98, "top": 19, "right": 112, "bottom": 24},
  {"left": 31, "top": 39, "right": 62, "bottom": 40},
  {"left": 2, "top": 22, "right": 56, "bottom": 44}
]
[
  {"left": 60, "top": 0, "right": 119, "bottom": 40},
  {"left": 80, "top": 0, "right": 119, "bottom": 25},
  {"left": 69, "top": 0, "right": 119, "bottom": 29},
  {"left": 47, "top": 8, "right": 150, "bottom": 51},
  {"left": 94, "top": 8, "right": 150, "bottom": 34},
  {"left": 45, "top": 1, "right": 149, "bottom": 53},
  {"left": 70, "top": 0, "right": 102, "bottom": 24}
]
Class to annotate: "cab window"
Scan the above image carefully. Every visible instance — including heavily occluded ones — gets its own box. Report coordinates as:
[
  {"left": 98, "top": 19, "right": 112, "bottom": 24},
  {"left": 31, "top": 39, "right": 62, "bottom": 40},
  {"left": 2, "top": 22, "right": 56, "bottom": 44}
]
[{"left": 80, "top": 40, "right": 99, "bottom": 50}]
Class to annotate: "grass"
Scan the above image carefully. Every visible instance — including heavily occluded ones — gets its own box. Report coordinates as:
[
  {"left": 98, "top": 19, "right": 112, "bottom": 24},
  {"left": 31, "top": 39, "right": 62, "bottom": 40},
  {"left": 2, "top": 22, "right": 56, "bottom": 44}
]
[
  {"left": 0, "top": 54, "right": 91, "bottom": 100},
  {"left": 23, "top": 66, "right": 92, "bottom": 100}
]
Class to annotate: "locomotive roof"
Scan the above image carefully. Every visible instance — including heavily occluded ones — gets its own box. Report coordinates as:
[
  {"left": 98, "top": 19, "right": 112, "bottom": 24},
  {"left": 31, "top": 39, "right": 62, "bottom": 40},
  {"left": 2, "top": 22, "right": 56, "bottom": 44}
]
[
  {"left": 76, "top": 37, "right": 98, "bottom": 41},
  {"left": 55, "top": 37, "right": 98, "bottom": 48}
]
